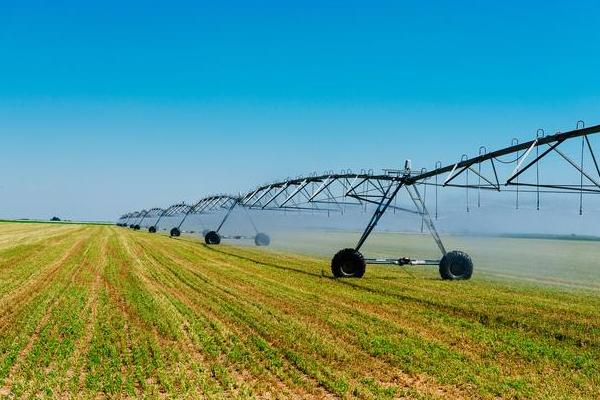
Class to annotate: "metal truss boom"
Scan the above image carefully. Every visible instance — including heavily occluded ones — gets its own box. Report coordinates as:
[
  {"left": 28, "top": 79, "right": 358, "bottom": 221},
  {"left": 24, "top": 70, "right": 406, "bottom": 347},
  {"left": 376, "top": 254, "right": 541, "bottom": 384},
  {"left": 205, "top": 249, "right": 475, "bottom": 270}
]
[{"left": 118, "top": 120, "right": 600, "bottom": 280}]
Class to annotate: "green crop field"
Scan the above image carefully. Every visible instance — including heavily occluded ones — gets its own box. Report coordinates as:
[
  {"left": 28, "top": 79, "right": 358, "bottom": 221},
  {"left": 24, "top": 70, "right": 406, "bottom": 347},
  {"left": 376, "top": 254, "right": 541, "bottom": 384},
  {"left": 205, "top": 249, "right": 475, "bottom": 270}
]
[{"left": 0, "top": 223, "right": 598, "bottom": 399}]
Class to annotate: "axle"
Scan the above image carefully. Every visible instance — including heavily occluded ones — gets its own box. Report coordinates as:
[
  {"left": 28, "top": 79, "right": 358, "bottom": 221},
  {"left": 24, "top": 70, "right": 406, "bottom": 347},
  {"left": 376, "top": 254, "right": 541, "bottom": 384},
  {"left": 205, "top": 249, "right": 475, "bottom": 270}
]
[{"left": 364, "top": 257, "right": 440, "bottom": 266}]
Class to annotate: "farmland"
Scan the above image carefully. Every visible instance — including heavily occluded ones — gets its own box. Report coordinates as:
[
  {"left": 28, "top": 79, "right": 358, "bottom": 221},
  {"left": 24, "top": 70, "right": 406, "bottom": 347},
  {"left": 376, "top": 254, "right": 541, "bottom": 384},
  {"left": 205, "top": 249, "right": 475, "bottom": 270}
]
[
  {"left": 268, "top": 229, "right": 600, "bottom": 291},
  {"left": 0, "top": 223, "right": 599, "bottom": 398}
]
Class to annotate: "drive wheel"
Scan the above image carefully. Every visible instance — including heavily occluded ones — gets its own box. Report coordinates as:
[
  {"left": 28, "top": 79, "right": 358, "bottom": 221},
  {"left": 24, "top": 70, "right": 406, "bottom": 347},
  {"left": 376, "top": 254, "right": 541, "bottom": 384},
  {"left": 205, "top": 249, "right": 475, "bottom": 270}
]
[
  {"left": 133, "top": 225, "right": 140, "bottom": 231},
  {"left": 205, "top": 231, "right": 221, "bottom": 245},
  {"left": 148, "top": 226, "right": 157, "bottom": 233},
  {"left": 331, "top": 248, "right": 366, "bottom": 278},
  {"left": 439, "top": 250, "right": 473, "bottom": 280},
  {"left": 170, "top": 227, "right": 181, "bottom": 237},
  {"left": 254, "top": 233, "right": 270, "bottom": 246}
]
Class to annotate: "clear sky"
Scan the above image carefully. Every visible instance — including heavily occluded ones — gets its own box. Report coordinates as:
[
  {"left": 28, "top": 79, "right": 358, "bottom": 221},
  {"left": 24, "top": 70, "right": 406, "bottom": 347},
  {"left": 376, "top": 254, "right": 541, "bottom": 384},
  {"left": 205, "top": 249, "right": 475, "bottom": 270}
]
[{"left": 1, "top": 0, "right": 600, "bottom": 221}]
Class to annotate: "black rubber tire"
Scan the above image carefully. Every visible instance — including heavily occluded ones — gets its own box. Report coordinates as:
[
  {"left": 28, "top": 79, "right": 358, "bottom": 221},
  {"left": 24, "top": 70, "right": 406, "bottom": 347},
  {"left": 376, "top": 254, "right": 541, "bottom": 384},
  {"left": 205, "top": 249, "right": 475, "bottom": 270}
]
[
  {"left": 133, "top": 225, "right": 140, "bottom": 231},
  {"left": 202, "top": 229, "right": 210, "bottom": 237},
  {"left": 439, "top": 250, "right": 473, "bottom": 280},
  {"left": 331, "top": 248, "right": 366, "bottom": 278},
  {"left": 170, "top": 227, "right": 181, "bottom": 237},
  {"left": 129, "top": 224, "right": 135, "bottom": 229},
  {"left": 148, "top": 226, "right": 157, "bottom": 233},
  {"left": 254, "top": 233, "right": 271, "bottom": 246},
  {"left": 205, "top": 231, "right": 221, "bottom": 245}
]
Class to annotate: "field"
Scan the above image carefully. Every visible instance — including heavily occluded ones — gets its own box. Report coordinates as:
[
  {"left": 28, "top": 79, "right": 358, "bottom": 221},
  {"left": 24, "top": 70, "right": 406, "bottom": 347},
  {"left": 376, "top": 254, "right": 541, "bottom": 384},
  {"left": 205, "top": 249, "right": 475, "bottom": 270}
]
[
  {"left": 267, "top": 230, "right": 600, "bottom": 291},
  {"left": 0, "top": 223, "right": 599, "bottom": 399}
]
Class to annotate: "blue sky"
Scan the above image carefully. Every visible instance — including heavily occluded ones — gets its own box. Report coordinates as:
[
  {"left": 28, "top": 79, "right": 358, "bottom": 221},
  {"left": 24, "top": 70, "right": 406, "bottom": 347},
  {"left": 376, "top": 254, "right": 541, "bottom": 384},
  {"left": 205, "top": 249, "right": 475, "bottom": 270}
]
[{"left": 1, "top": 0, "right": 600, "bottom": 221}]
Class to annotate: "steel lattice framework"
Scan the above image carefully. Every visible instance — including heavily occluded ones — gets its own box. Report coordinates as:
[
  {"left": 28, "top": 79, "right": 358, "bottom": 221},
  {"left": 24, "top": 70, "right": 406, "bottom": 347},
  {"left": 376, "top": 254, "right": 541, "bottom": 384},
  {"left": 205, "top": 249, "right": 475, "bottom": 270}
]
[{"left": 119, "top": 121, "right": 600, "bottom": 280}]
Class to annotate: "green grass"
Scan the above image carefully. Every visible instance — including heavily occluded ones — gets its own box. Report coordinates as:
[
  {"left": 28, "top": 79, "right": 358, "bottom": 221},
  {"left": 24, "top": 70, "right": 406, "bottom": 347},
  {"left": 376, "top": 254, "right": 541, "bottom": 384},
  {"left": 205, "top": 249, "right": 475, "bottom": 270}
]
[{"left": 0, "top": 223, "right": 598, "bottom": 398}]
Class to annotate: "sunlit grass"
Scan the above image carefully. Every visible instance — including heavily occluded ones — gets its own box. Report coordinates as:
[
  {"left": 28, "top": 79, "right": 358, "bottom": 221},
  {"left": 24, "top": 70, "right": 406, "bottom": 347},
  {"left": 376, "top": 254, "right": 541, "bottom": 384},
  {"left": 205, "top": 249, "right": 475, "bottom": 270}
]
[{"left": 0, "top": 223, "right": 598, "bottom": 398}]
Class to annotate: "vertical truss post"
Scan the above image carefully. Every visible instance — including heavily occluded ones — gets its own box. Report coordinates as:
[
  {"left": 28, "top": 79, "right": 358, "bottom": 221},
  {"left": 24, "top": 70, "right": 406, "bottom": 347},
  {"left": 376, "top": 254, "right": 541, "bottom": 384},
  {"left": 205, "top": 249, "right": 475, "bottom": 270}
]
[
  {"left": 419, "top": 168, "right": 427, "bottom": 233},
  {"left": 355, "top": 180, "right": 403, "bottom": 252},
  {"left": 580, "top": 136, "right": 585, "bottom": 215},
  {"left": 135, "top": 210, "right": 148, "bottom": 225},
  {"left": 216, "top": 199, "right": 239, "bottom": 233},
  {"left": 434, "top": 161, "right": 441, "bottom": 219},
  {"left": 421, "top": 181, "right": 426, "bottom": 233},
  {"left": 406, "top": 184, "right": 447, "bottom": 256},
  {"left": 512, "top": 138, "right": 520, "bottom": 209},
  {"left": 478, "top": 147, "right": 486, "bottom": 207},
  {"left": 460, "top": 154, "right": 470, "bottom": 212},
  {"left": 155, "top": 208, "right": 168, "bottom": 228},
  {"left": 578, "top": 121, "right": 586, "bottom": 215},
  {"left": 536, "top": 129, "right": 544, "bottom": 210},
  {"left": 177, "top": 207, "right": 193, "bottom": 230},
  {"left": 138, "top": 210, "right": 152, "bottom": 227},
  {"left": 242, "top": 206, "right": 259, "bottom": 234}
]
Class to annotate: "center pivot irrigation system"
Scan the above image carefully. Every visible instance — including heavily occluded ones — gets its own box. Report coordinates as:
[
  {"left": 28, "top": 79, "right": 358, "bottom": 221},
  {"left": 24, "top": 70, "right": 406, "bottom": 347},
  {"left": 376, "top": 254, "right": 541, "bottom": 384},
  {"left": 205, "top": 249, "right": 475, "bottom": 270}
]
[{"left": 118, "top": 121, "right": 600, "bottom": 280}]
